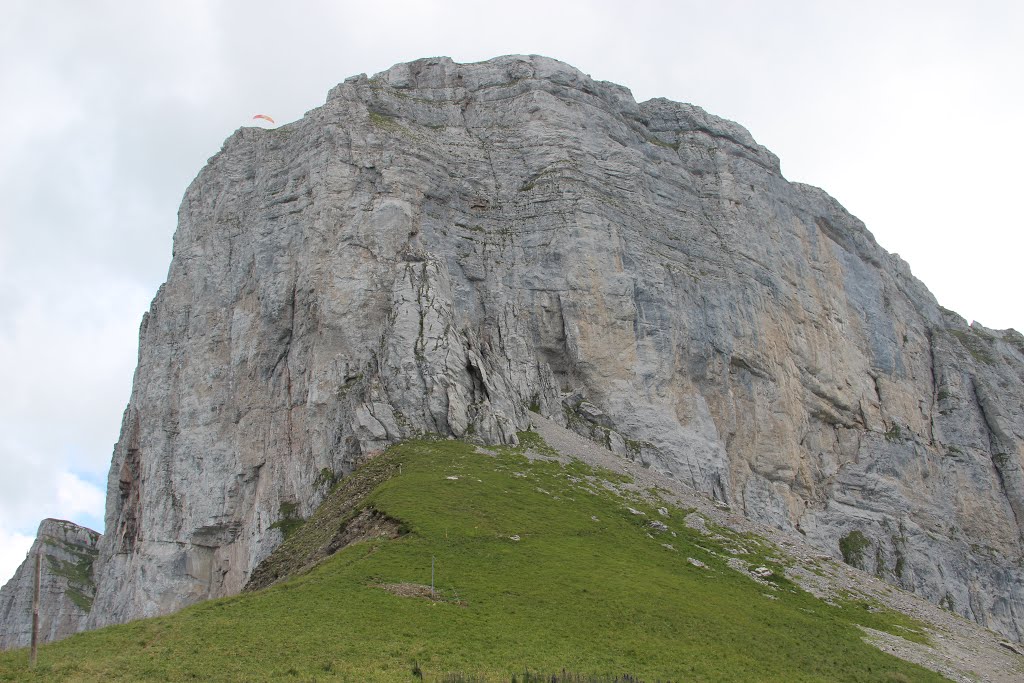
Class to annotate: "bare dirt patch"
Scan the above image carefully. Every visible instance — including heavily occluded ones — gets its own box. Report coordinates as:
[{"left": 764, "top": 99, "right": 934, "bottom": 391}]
[
  {"left": 374, "top": 582, "right": 467, "bottom": 606},
  {"left": 375, "top": 582, "right": 435, "bottom": 599}
]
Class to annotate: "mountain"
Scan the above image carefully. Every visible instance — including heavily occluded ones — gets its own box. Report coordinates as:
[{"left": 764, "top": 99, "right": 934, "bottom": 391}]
[
  {"left": 2, "top": 54, "right": 1023, "bottom": 648},
  {"left": 0, "top": 520, "right": 99, "bottom": 650}
]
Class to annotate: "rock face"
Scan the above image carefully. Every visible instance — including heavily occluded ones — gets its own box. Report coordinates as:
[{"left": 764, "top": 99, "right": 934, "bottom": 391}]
[
  {"left": 0, "top": 519, "right": 99, "bottom": 649},
  {"left": 51, "top": 55, "right": 1024, "bottom": 640}
]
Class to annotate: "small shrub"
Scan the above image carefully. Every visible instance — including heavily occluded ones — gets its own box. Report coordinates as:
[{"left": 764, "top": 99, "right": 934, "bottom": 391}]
[
  {"left": 314, "top": 467, "right": 336, "bottom": 489},
  {"left": 270, "top": 502, "right": 305, "bottom": 539},
  {"left": 883, "top": 424, "right": 902, "bottom": 442},
  {"left": 839, "top": 530, "right": 871, "bottom": 569}
]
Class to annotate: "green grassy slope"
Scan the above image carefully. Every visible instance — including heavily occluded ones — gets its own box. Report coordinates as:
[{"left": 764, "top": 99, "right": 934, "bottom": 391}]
[{"left": 0, "top": 435, "right": 945, "bottom": 682}]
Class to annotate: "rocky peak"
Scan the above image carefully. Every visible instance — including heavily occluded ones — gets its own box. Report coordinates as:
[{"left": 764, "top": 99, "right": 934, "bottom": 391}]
[
  {"left": 341, "top": 54, "right": 634, "bottom": 107},
  {"left": 0, "top": 519, "right": 99, "bottom": 649}
]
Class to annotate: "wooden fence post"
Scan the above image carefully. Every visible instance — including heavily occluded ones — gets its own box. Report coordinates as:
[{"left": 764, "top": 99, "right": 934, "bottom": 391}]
[{"left": 30, "top": 549, "right": 41, "bottom": 668}]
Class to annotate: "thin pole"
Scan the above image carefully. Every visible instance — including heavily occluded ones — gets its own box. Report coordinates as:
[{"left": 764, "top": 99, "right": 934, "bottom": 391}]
[
  {"left": 30, "top": 549, "right": 40, "bottom": 668},
  {"left": 431, "top": 556, "right": 435, "bottom": 598}
]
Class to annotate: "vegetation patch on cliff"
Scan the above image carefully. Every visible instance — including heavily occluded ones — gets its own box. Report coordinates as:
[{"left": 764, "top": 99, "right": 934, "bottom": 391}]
[
  {"left": 246, "top": 456, "right": 404, "bottom": 591},
  {"left": 840, "top": 530, "right": 872, "bottom": 569},
  {"left": 949, "top": 329, "right": 996, "bottom": 365},
  {"left": 41, "top": 538, "right": 98, "bottom": 613}
]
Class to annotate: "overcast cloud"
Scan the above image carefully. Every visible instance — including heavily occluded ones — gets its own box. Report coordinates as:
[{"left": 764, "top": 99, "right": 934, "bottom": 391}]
[{"left": 1, "top": 0, "right": 1021, "bottom": 585}]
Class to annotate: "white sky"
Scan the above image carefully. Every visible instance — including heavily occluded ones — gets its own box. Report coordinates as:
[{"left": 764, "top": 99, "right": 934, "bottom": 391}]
[{"left": 1, "top": 0, "right": 1021, "bottom": 586}]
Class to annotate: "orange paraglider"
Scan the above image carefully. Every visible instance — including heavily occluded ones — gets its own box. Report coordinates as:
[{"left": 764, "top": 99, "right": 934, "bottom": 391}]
[{"left": 252, "top": 114, "right": 275, "bottom": 124}]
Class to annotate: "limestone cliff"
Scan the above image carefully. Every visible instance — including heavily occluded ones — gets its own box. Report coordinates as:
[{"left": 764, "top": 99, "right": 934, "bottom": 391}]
[
  {"left": 31, "top": 56, "right": 1024, "bottom": 641},
  {"left": 0, "top": 520, "right": 99, "bottom": 649}
]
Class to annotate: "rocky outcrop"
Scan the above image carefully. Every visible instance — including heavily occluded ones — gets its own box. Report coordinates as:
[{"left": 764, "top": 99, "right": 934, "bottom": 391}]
[
  {"left": 0, "top": 519, "right": 99, "bottom": 649},
  {"left": 45, "top": 55, "right": 1022, "bottom": 641}
]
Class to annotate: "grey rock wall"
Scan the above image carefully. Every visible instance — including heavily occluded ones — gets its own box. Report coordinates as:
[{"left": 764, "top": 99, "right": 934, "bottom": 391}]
[
  {"left": 0, "top": 519, "right": 99, "bottom": 649},
  {"left": 67, "top": 55, "right": 1024, "bottom": 640}
]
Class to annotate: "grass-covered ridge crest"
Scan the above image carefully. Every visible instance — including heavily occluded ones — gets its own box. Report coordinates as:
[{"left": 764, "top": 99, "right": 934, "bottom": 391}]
[{"left": 1, "top": 434, "right": 945, "bottom": 682}]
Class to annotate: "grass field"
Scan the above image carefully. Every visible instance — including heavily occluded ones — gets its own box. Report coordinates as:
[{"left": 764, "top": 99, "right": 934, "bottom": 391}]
[{"left": 0, "top": 434, "right": 946, "bottom": 682}]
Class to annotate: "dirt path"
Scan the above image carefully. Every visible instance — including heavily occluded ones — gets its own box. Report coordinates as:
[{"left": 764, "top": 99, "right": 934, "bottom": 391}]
[{"left": 529, "top": 416, "right": 1024, "bottom": 683}]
